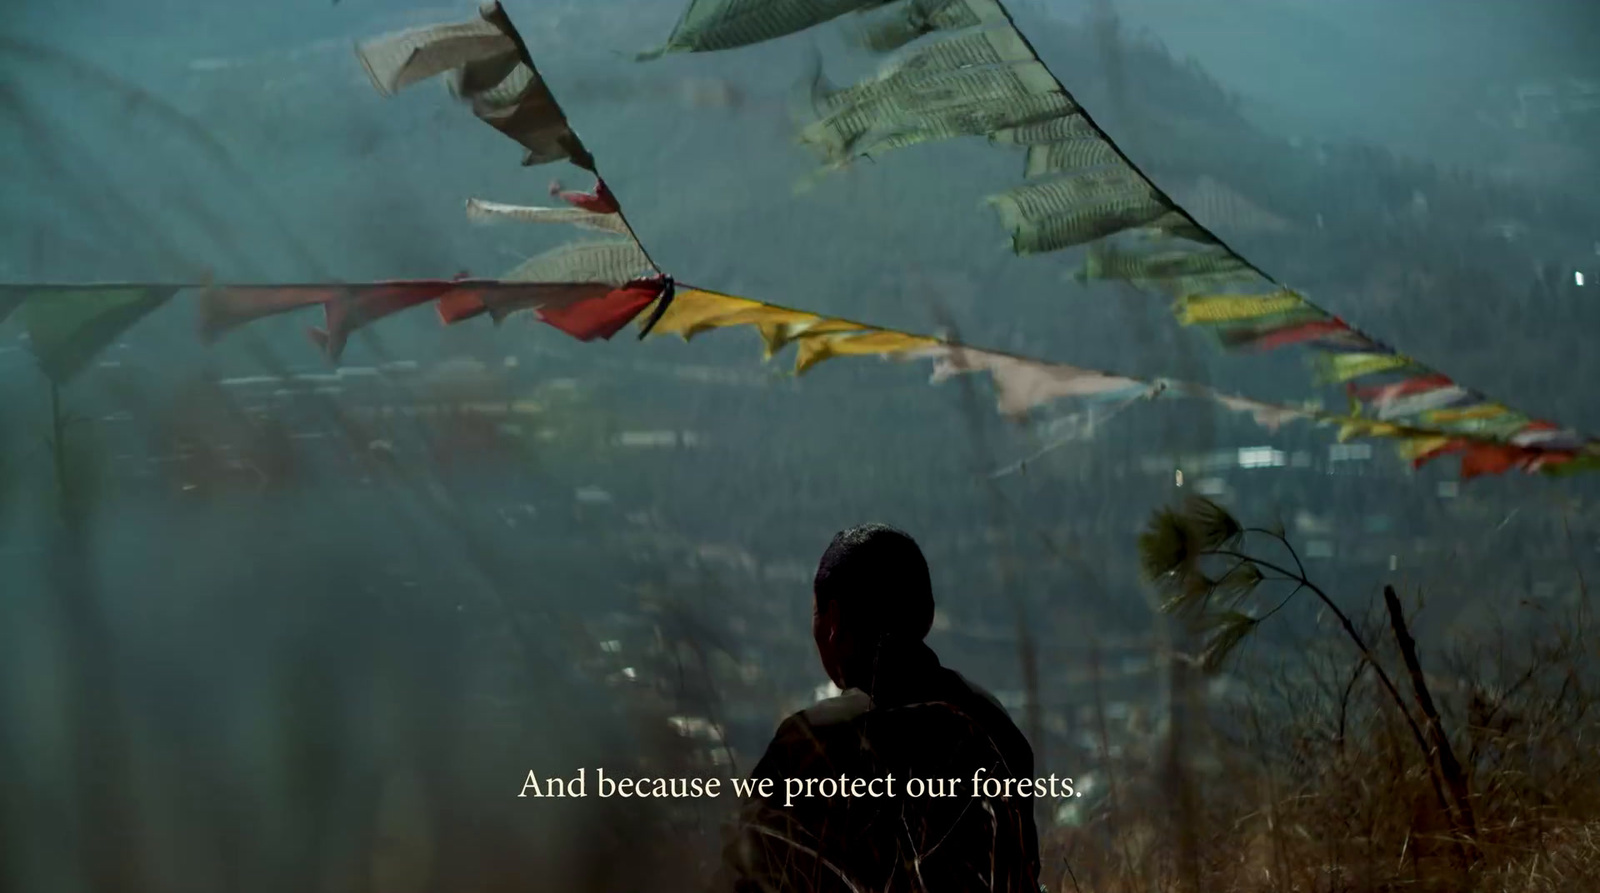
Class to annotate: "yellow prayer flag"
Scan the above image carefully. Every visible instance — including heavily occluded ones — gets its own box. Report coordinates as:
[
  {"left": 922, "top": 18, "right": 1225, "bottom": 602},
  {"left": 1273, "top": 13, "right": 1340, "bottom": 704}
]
[
  {"left": 792, "top": 330, "right": 943, "bottom": 374},
  {"left": 645, "top": 289, "right": 763, "bottom": 340},
  {"left": 717, "top": 306, "right": 826, "bottom": 332},
  {"left": 1421, "top": 404, "right": 1510, "bottom": 425},
  {"left": 1175, "top": 291, "right": 1304, "bottom": 325},
  {"left": 1317, "top": 352, "right": 1412, "bottom": 384},
  {"left": 1335, "top": 418, "right": 1402, "bottom": 442},
  {"left": 1396, "top": 436, "right": 1455, "bottom": 462},
  {"left": 647, "top": 289, "right": 838, "bottom": 352},
  {"left": 758, "top": 318, "right": 864, "bottom": 358}
]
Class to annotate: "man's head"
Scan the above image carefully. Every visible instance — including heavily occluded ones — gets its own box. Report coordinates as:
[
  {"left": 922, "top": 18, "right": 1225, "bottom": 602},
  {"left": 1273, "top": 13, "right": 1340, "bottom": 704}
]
[{"left": 812, "top": 524, "right": 934, "bottom": 688}]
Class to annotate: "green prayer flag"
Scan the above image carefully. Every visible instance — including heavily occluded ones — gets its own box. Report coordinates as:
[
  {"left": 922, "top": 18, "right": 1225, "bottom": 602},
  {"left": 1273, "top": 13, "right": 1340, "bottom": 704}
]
[
  {"left": 642, "top": 0, "right": 890, "bottom": 58},
  {"left": 852, "top": 0, "right": 1007, "bottom": 52},
  {"left": 0, "top": 287, "right": 29, "bottom": 326},
  {"left": 21, "top": 286, "right": 179, "bottom": 383}
]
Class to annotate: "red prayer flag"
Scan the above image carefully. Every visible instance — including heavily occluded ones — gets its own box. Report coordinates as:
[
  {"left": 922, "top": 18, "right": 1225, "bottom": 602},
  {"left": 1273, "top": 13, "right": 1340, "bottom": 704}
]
[
  {"left": 310, "top": 282, "right": 455, "bottom": 360},
  {"left": 1410, "top": 439, "right": 1466, "bottom": 471},
  {"left": 1459, "top": 444, "right": 1524, "bottom": 480},
  {"left": 1258, "top": 320, "right": 1348, "bottom": 351},
  {"left": 1459, "top": 443, "right": 1577, "bottom": 479},
  {"left": 477, "top": 282, "right": 615, "bottom": 324},
  {"left": 548, "top": 177, "right": 620, "bottom": 214},
  {"left": 535, "top": 278, "right": 664, "bottom": 342},
  {"left": 1351, "top": 373, "right": 1454, "bottom": 404},
  {"left": 199, "top": 285, "right": 345, "bottom": 342},
  {"left": 1412, "top": 438, "right": 1577, "bottom": 480},
  {"left": 436, "top": 288, "right": 491, "bottom": 324}
]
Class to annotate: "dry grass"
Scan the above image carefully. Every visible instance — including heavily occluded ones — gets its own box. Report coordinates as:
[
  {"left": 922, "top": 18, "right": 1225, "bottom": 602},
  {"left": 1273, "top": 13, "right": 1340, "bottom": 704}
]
[
  {"left": 1038, "top": 501, "right": 1600, "bottom": 893},
  {"left": 1041, "top": 629, "right": 1600, "bottom": 893}
]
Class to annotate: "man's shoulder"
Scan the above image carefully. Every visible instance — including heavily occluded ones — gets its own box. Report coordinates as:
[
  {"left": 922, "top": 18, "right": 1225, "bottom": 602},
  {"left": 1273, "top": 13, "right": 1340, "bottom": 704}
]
[
  {"left": 940, "top": 667, "right": 1012, "bottom": 717},
  {"left": 763, "top": 690, "right": 875, "bottom": 755},
  {"left": 936, "top": 668, "right": 1035, "bottom": 767},
  {"left": 791, "top": 689, "right": 873, "bottom": 730},
  {"left": 749, "top": 691, "right": 871, "bottom": 780}
]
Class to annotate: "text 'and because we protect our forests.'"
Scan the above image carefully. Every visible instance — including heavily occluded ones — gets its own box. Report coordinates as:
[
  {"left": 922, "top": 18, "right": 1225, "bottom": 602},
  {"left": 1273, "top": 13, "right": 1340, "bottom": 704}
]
[{"left": 519, "top": 767, "right": 1081, "bottom": 808}]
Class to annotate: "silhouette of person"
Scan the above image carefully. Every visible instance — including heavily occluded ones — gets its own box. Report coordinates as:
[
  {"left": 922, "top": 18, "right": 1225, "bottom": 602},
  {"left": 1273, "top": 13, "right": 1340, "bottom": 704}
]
[{"left": 717, "top": 524, "right": 1041, "bottom": 892}]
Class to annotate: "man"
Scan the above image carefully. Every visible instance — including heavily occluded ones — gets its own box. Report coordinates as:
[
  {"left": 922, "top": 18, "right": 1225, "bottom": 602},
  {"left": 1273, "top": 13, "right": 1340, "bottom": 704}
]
[{"left": 718, "top": 524, "right": 1041, "bottom": 892}]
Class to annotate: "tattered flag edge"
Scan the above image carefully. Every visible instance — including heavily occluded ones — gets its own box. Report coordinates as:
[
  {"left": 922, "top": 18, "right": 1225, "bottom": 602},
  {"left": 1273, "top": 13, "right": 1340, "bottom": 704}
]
[
  {"left": 2, "top": 2, "right": 1591, "bottom": 483},
  {"left": 639, "top": 0, "right": 1572, "bottom": 472},
  {"left": 2, "top": 279, "right": 1593, "bottom": 480}
]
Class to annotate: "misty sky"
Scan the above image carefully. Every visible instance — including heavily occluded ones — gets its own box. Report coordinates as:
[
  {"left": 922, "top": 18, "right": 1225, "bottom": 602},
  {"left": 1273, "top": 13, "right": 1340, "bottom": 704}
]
[
  {"left": 1037, "top": 0, "right": 1600, "bottom": 169},
  {"left": 14, "top": 0, "right": 1597, "bottom": 176}
]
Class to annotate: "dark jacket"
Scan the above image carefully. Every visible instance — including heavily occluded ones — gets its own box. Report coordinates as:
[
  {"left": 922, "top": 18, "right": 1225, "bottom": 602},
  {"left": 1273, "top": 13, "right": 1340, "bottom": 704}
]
[{"left": 718, "top": 639, "right": 1040, "bottom": 892}]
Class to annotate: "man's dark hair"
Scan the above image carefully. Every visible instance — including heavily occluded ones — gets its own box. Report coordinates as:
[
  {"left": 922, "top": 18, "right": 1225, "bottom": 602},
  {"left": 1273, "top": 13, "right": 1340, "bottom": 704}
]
[{"left": 814, "top": 524, "right": 934, "bottom": 641}]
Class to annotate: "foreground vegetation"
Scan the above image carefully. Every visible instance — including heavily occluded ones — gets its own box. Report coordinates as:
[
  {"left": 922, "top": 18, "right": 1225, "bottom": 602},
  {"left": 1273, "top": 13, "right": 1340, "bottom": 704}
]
[{"left": 1038, "top": 497, "right": 1600, "bottom": 893}]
